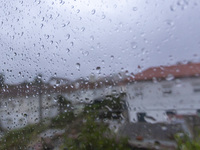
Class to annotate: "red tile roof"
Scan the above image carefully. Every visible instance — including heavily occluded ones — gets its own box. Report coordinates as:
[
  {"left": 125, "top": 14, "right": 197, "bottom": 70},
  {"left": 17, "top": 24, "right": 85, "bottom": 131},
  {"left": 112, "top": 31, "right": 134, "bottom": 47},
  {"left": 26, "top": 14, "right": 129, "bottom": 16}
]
[
  {"left": 1, "top": 62, "right": 200, "bottom": 98},
  {"left": 130, "top": 62, "right": 200, "bottom": 81}
]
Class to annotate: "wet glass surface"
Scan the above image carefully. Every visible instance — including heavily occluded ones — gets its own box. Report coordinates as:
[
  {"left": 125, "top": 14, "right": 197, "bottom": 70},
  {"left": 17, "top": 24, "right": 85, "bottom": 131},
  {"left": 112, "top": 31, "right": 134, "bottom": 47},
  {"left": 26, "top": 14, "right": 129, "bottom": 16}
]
[{"left": 0, "top": 0, "right": 200, "bottom": 149}]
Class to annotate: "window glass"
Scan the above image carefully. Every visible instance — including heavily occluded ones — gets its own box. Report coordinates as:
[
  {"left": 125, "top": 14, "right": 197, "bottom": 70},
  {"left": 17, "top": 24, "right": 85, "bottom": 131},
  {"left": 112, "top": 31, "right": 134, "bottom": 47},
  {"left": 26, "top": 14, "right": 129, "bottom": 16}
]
[{"left": 0, "top": 0, "right": 200, "bottom": 149}]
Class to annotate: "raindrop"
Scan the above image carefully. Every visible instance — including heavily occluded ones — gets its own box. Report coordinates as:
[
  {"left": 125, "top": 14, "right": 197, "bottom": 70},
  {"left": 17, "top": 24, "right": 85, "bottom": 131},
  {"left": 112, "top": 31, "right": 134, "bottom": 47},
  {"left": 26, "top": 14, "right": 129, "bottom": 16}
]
[
  {"left": 96, "top": 67, "right": 101, "bottom": 74},
  {"left": 81, "top": 27, "right": 85, "bottom": 32},
  {"left": 36, "top": 0, "right": 41, "bottom": 4},
  {"left": 177, "top": 0, "right": 189, "bottom": 8},
  {"left": 166, "top": 74, "right": 175, "bottom": 81},
  {"left": 132, "top": 7, "right": 138, "bottom": 11},
  {"left": 131, "top": 42, "right": 138, "bottom": 49},
  {"left": 90, "top": 36, "right": 94, "bottom": 41},
  {"left": 76, "top": 63, "right": 80, "bottom": 71},
  {"left": 170, "top": 5, "right": 175, "bottom": 11},
  {"left": 45, "top": 35, "right": 50, "bottom": 39},
  {"left": 62, "top": 23, "right": 66, "bottom": 27},
  {"left": 91, "top": 9, "right": 96, "bottom": 15},
  {"left": 165, "top": 20, "right": 174, "bottom": 26},
  {"left": 70, "top": 42, "right": 74, "bottom": 46},
  {"left": 82, "top": 51, "right": 89, "bottom": 56},
  {"left": 59, "top": 0, "right": 63, "bottom": 4},
  {"left": 65, "top": 34, "right": 70, "bottom": 40},
  {"left": 101, "top": 14, "right": 106, "bottom": 19},
  {"left": 90, "top": 46, "right": 94, "bottom": 51},
  {"left": 66, "top": 21, "right": 70, "bottom": 25},
  {"left": 66, "top": 48, "right": 70, "bottom": 53},
  {"left": 56, "top": 80, "right": 60, "bottom": 86},
  {"left": 76, "top": 9, "right": 80, "bottom": 13}
]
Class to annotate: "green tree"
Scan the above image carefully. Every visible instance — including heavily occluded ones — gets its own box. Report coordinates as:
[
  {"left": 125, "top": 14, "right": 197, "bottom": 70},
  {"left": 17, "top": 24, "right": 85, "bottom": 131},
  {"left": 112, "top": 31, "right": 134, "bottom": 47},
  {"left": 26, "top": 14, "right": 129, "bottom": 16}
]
[
  {"left": 62, "top": 117, "right": 130, "bottom": 150},
  {"left": 57, "top": 95, "right": 72, "bottom": 114},
  {"left": 84, "top": 93, "right": 127, "bottom": 119},
  {"left": 175, "top": 133, "right": 200, "bottom": 150}
]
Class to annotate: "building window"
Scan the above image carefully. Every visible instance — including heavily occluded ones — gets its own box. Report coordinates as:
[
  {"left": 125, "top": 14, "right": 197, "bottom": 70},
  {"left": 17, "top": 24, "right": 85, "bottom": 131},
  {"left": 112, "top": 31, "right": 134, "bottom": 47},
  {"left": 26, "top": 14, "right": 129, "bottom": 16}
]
[
  {"left": 137, "top": 112, "right": 146, "bottom": 122},
  {"left": 193, "top": 84, "right": 200, "bottom": 93},
  {"left": 166, "top": 110, "right": 177, "bottom": 119},
  {"left": 162, "top": 85, "right": 172, "bottom": 96},
  {"left": 134, "top": 87, "right": 143, "bottom": 97}
]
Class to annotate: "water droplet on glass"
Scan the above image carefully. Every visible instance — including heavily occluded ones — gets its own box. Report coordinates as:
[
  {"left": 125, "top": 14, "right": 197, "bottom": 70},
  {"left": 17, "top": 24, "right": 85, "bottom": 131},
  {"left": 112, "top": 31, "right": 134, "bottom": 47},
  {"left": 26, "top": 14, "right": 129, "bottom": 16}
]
[
  {"left": 66, "top": 21, "right": 70, "bottom": 26},
  {"left": 90, "top": 36, "right": 94, "bottom": 41},
  {"left": 76, "top": 9, "right": 80, "bottom": 13},
  {"left": 96, "top": 67, "right": 101, "bottom": 74},
  {"left": 66, "top": 48, "right": 70, "bottom": 53},
  {"left": 82, "top": 51, "right": 89, "bottom": 56},
  {"left": 131, "top": 42, "right": 138, "bottom": 49},
  {"left": 170, "top": 5, "right": 175, "bottom": 11},
  {"left": 62, "top": 23, "right": 66, "bottom": 27},
  {"left": 65, "top": 34, "right": 70, "bottom": 40},
  {"left": 91, "top": 9, "right": 96, "bottom": 15},
  {"left": 81, "top": 27, "right": 85, "bottom": 32},
  {"left": 166, "top": 74, "right": 175, "bottom": 81},
  {"left": 101, "top": 14, "right": 106, "bottom": 19},
  {"left": 165, "top": 20, "right": 174, "bottom": 26},
  {"left": 76, "top": 63, "right": 80, "bottom": 71},
  {"left": 132, "top": 7, "right": 138, "bottom": 11},
  {"left": 70, "top": 42, "right": 74, "bottom": 46}
]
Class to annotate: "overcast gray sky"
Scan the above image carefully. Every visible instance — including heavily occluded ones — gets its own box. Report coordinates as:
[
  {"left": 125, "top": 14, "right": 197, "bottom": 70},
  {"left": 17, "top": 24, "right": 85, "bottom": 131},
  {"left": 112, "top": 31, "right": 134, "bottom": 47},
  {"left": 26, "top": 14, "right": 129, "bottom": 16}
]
[{"left": 0, "top": 0, "right": 200, "bottom": 84}]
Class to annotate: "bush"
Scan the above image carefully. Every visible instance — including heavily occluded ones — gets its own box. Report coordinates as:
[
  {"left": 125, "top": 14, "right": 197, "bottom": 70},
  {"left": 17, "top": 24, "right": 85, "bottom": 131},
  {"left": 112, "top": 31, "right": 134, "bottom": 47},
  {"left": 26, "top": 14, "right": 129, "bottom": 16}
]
[
  {"left": 61, "top": 117, "right": 131, "bottom": 150},
  {"left": 0, "top": 123, "right": 47, "bottom": 150},
  {"left": 51, "top": 111, "right": 75, "bottom": 128},
  {"left": 84, "top": 93, "right": 126, "bottom": 120},
  {"left": 175, "top": 133, "right": 200, "bottom": 150},
  {"left": 57, "top": 95, "right": 72, "bottom": 114}
]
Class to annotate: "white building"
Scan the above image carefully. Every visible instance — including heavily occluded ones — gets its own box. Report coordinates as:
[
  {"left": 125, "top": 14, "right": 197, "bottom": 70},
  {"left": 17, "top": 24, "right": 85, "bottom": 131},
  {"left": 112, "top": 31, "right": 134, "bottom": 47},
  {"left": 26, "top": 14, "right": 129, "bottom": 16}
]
[
  {"left": 0, "top": 83, "right": 61, "bottom": 130},
  {"left": 125, "top": 62, "right": 200, "bottom": 123},
  {"left": 1, "top": 62, "right": 200, "bottom": 130}
]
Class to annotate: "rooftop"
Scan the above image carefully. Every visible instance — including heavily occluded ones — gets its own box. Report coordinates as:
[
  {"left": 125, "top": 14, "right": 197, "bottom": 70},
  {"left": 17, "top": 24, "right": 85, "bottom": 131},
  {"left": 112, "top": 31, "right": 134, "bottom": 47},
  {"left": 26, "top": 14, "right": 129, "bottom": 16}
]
[{"left": 130, "top": 62, "right": 200, "bottom": 81}]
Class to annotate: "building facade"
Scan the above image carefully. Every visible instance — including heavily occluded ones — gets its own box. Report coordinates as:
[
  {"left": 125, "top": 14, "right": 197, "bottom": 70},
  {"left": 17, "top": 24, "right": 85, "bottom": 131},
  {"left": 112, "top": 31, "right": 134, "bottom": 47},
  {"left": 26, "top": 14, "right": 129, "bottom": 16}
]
[
  {"left": 0, "top": 62, "right": 200, "bottom": 130},
  {"left": 126, "top": 62, "right": 200, "bottom": 123}
]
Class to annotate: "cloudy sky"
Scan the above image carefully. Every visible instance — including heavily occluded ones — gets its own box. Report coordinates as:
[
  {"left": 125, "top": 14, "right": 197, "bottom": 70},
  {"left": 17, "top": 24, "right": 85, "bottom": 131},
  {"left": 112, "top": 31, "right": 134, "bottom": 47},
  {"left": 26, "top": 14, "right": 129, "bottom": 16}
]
[{"left": 0, "top": 0, "right": 200, "bottom": 84}]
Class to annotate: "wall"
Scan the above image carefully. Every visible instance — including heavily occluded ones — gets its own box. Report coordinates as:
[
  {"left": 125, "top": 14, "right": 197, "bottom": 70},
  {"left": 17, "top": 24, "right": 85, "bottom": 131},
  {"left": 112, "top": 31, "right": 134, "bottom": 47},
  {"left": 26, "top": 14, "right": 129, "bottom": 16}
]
[
  {"left": 0, "top": 93, "right": 59, "bottom": 130},
  {"left": 126, "top": 77, "right": 200, "bottom": 123}
]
